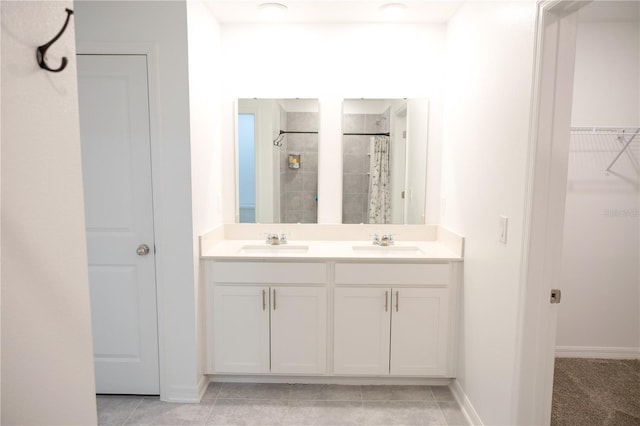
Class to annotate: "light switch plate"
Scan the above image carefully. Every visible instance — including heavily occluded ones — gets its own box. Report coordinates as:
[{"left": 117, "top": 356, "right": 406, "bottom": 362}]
[{"left": 499, "top": 215, "right": 508, "bottom": 244}]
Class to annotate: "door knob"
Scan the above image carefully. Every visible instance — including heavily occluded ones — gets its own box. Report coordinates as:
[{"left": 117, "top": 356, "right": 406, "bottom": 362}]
[{"left": 136, "top": 244, "right": 151, "bottom": 256}]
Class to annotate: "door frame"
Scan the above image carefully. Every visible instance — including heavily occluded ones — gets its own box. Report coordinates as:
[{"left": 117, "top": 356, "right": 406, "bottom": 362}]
[
  {"left": 76, "top": 42, "right": 168, "bottom": 400},
  {"left": 516, "top": 1, "right": 588, "bottom": 424}
]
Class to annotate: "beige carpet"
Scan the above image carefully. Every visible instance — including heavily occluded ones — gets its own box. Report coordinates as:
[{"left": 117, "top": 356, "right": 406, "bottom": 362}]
[{"left": 551, "top": 358, "right": 640, "bottom": 426}]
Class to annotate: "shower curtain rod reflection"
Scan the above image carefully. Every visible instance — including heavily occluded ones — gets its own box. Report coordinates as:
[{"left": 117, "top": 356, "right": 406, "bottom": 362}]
[
  {"left": 273, "top": 130, "right": 318, "bottom": 147},
  {"left": 343, "top": 132, "right": 390, "bottom": 136}
]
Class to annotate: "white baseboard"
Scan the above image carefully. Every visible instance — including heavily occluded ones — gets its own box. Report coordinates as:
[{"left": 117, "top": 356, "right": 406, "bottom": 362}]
[
  {"left": 209, "top": 374, "right": 451, "bottom": 386},
  {"left": 161, "top": 376, "right": 210, "bottom": 403},
  {"left": 555, "top": 346, "right": 640, "bottom": 360},
  {"left": 449, "top": 379, "right": 483, "bottom": 426},
  {"left": 198, "top": 375, "right": 210, "bottom": 400}
]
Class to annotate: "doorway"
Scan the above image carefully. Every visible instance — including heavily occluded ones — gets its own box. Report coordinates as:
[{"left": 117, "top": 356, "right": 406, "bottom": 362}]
[
  {"left": 77, "top": 54, "right": 160, "bottom": 395},
  {"left": 521, "top": 1, "right": 638, "bottom": 424},
  {"left": 551, "top": 2, "right": 640, "bottom": 424},
  {"left": 238, "top": 113, "right": 257, "bottom": 223}
]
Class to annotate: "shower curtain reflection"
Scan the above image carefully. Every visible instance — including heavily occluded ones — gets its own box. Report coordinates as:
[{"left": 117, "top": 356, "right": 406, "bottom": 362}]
[{"left": 368, "top": 135, "right": 391, "bottom": 223}]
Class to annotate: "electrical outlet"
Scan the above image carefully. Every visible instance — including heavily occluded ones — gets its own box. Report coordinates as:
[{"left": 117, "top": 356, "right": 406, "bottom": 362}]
[{"left": 499, "top": 215, "right": 508, "bottom": 244}]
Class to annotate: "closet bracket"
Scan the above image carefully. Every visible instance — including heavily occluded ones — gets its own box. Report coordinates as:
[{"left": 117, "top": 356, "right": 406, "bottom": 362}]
[{"left": 605, "top": 128, "right": 639, "bottom": 174}]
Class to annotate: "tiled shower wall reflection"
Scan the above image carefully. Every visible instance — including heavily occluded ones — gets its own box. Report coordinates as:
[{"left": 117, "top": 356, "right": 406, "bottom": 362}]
[
  {"left": 280, "top": 112, "right": 318, "bottom": 223},
  {"left": 342, "top": 110, "right": 390, "bottom": 224}
]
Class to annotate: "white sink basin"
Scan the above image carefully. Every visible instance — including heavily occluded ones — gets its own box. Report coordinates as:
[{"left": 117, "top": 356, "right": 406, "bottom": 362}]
[
  {"left": 351, "top": 245, "right": 425, "bottom": 257},
  {"left": 238, "top": 244, "right": 309, "bottom": 255}
]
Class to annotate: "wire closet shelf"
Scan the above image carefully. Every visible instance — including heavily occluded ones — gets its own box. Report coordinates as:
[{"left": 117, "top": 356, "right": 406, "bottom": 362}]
[{"left": 569, "top": 126, "right": 639, "bottom": 174}]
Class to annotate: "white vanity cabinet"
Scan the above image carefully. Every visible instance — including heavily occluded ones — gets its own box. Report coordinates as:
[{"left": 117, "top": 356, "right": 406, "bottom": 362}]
[
  {"left": 333, "top": 263, "right": 456, "bottom": 377},
  {"left": 334, "top": 287, "right": 449, "bottom": 376},
  {"left": 213, "top": 286, "right": 270, "bottom": 373},
  {"left": 389, "top": 287, "right": 449, "bottom": 376},
  {"left": 270, "top": 286, "right": 327, "bottom": 374},
  {"left": 205, "top": 257, "right": 460, "bottom": 380},
  {"left": 333, "top": 287, "right": 391, "bottom": 375},
  {"left": 207, "top": 262, "right": 328, "bottom": 375}
]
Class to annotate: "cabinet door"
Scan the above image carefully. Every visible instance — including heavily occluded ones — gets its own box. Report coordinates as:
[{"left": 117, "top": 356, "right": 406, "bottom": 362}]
[
  {"left": 390, "top": 287, "right": 449, "bottom": 376},
  {"left": 213, "top": 286, "right": 270, "bottom": 373},
  {"left": 270, "top": 287, "right": 327, "bottom": 374},
  {"left": 334, "top": 288, "right": 391, "bottom": 375}
]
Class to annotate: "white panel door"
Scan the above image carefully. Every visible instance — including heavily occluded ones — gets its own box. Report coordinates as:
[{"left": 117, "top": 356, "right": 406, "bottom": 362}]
[
  {"left": 333, "top": 288, "right": 391, "bottom": 375},
  {"left": 77, "top": 54, "right": 159, "bottom": 394},
  {"left": 213, "top": 286, "right": 270, "bottom": 373},
  {"left": 390, "top": 287, "right": 449, "bottom": 376},
  {"left": 271, "top": 287, "right": 327, "bottom": 374}
]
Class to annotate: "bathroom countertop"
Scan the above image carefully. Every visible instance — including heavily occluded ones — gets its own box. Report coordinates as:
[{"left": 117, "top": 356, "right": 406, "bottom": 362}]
[{"left": 200, "top": 224, "right": 464, "bottom": 262}]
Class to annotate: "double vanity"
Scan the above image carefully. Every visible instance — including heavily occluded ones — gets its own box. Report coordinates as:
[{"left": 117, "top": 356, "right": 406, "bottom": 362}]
[{"left": 200, "top": 224, "right": 464, "bottom": 384}]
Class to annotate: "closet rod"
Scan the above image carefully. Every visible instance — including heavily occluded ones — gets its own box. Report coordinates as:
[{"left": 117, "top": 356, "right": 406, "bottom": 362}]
[
  {"left": 343, "top": 132, "right": 390, "bottom": 136},
  {"left": 570, "top": 126, "right": 639, "bottom": 136}
]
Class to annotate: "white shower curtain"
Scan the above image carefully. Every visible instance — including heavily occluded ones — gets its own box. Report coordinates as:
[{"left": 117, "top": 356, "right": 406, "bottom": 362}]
[{"left": 368, "top": 135, "right": 391, "bottom": 224}]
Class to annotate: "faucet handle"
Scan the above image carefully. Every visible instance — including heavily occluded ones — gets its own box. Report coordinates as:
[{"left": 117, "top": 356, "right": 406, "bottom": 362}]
[
  {"left": 264, "top": 233, "right": 280, "bottom": 245},
  {"left": 279, "top": 233, "right": 288, "bottom": 244},
  {"left": 368, "top": 233, "right": 380, "bottom": 245},
  {"left": 382, "top": 234, "right": 397, "bottom": 245}
]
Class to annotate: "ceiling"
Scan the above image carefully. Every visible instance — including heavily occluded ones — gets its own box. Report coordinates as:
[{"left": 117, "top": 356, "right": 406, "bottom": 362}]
[
  {"left": 205, "top": 0, "right": 464, "bottom": 24},
  {"left": 205, "top": 0, "right": 640, "bottom": 25},
  {"left": 578, "top": 1, "right": 640, "bottom": 23}
]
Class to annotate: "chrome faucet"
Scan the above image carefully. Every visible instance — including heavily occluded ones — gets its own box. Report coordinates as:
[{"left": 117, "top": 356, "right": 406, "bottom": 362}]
[
  {"left": 371, "top": 233, "right": 395, "bottom": 246},
  {"left": 379, "top": 234, "right": 395, "bottom": 246},
  {"left": 265, "top": 233, "right": 287, "bottom": 245}
]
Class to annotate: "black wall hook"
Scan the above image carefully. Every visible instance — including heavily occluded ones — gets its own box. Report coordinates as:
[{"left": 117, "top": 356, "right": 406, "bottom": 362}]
[{"left": 36, "top": 8, "right": 74, "bottom": 73}]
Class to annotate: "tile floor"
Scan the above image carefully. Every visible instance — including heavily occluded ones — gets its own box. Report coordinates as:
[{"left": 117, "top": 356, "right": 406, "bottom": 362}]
[{"left": 97, "top": 383, "right": 469, "bottom": 425}]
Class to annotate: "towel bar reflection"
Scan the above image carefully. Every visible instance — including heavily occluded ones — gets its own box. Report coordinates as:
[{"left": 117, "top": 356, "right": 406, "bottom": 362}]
[{"left": 273, "top": 130, "right": 318, "bottom": 147}]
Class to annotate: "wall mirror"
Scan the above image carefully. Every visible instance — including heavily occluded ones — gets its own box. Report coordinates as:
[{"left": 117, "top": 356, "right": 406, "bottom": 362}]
[
  {"left": 237, "top": 98, "right": 319, "bottom": 224},
  {"left": 342, "top": 99, "right": 429, "bottom": 224}
]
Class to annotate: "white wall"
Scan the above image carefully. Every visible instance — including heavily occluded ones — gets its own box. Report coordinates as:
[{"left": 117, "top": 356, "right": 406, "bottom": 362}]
[
  {"left": 75, "top": 0, "right": 202, "bottom": 401},
  {"left": 186, "top": 0, "right": 224, "bottom": 390},
  {"left": 571, "top": 21, "right": 639, "bottom": 127},
  {"left": 219, "top": 23, "right": 447, "bottom": 223},
  {"left": 556, "top": 18, "right": 640, "bottom": 357},
  {"left": 1, "top": 1, "right": 97, "bottom": 423},
  {"left": 319, "top": 97, "right": 344, "bottom": 222},
  {"left": 441, "top": 1, "right": 537, "bottom": 424}
]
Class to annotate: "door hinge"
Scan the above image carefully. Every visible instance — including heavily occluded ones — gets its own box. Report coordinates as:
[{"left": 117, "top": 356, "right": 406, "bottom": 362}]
[
  {"left": 401, "top": 191, "right": 405, "bottom": 199},
  {"left": 550, "top": 289, "right": 561, "bottom": 304}
]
